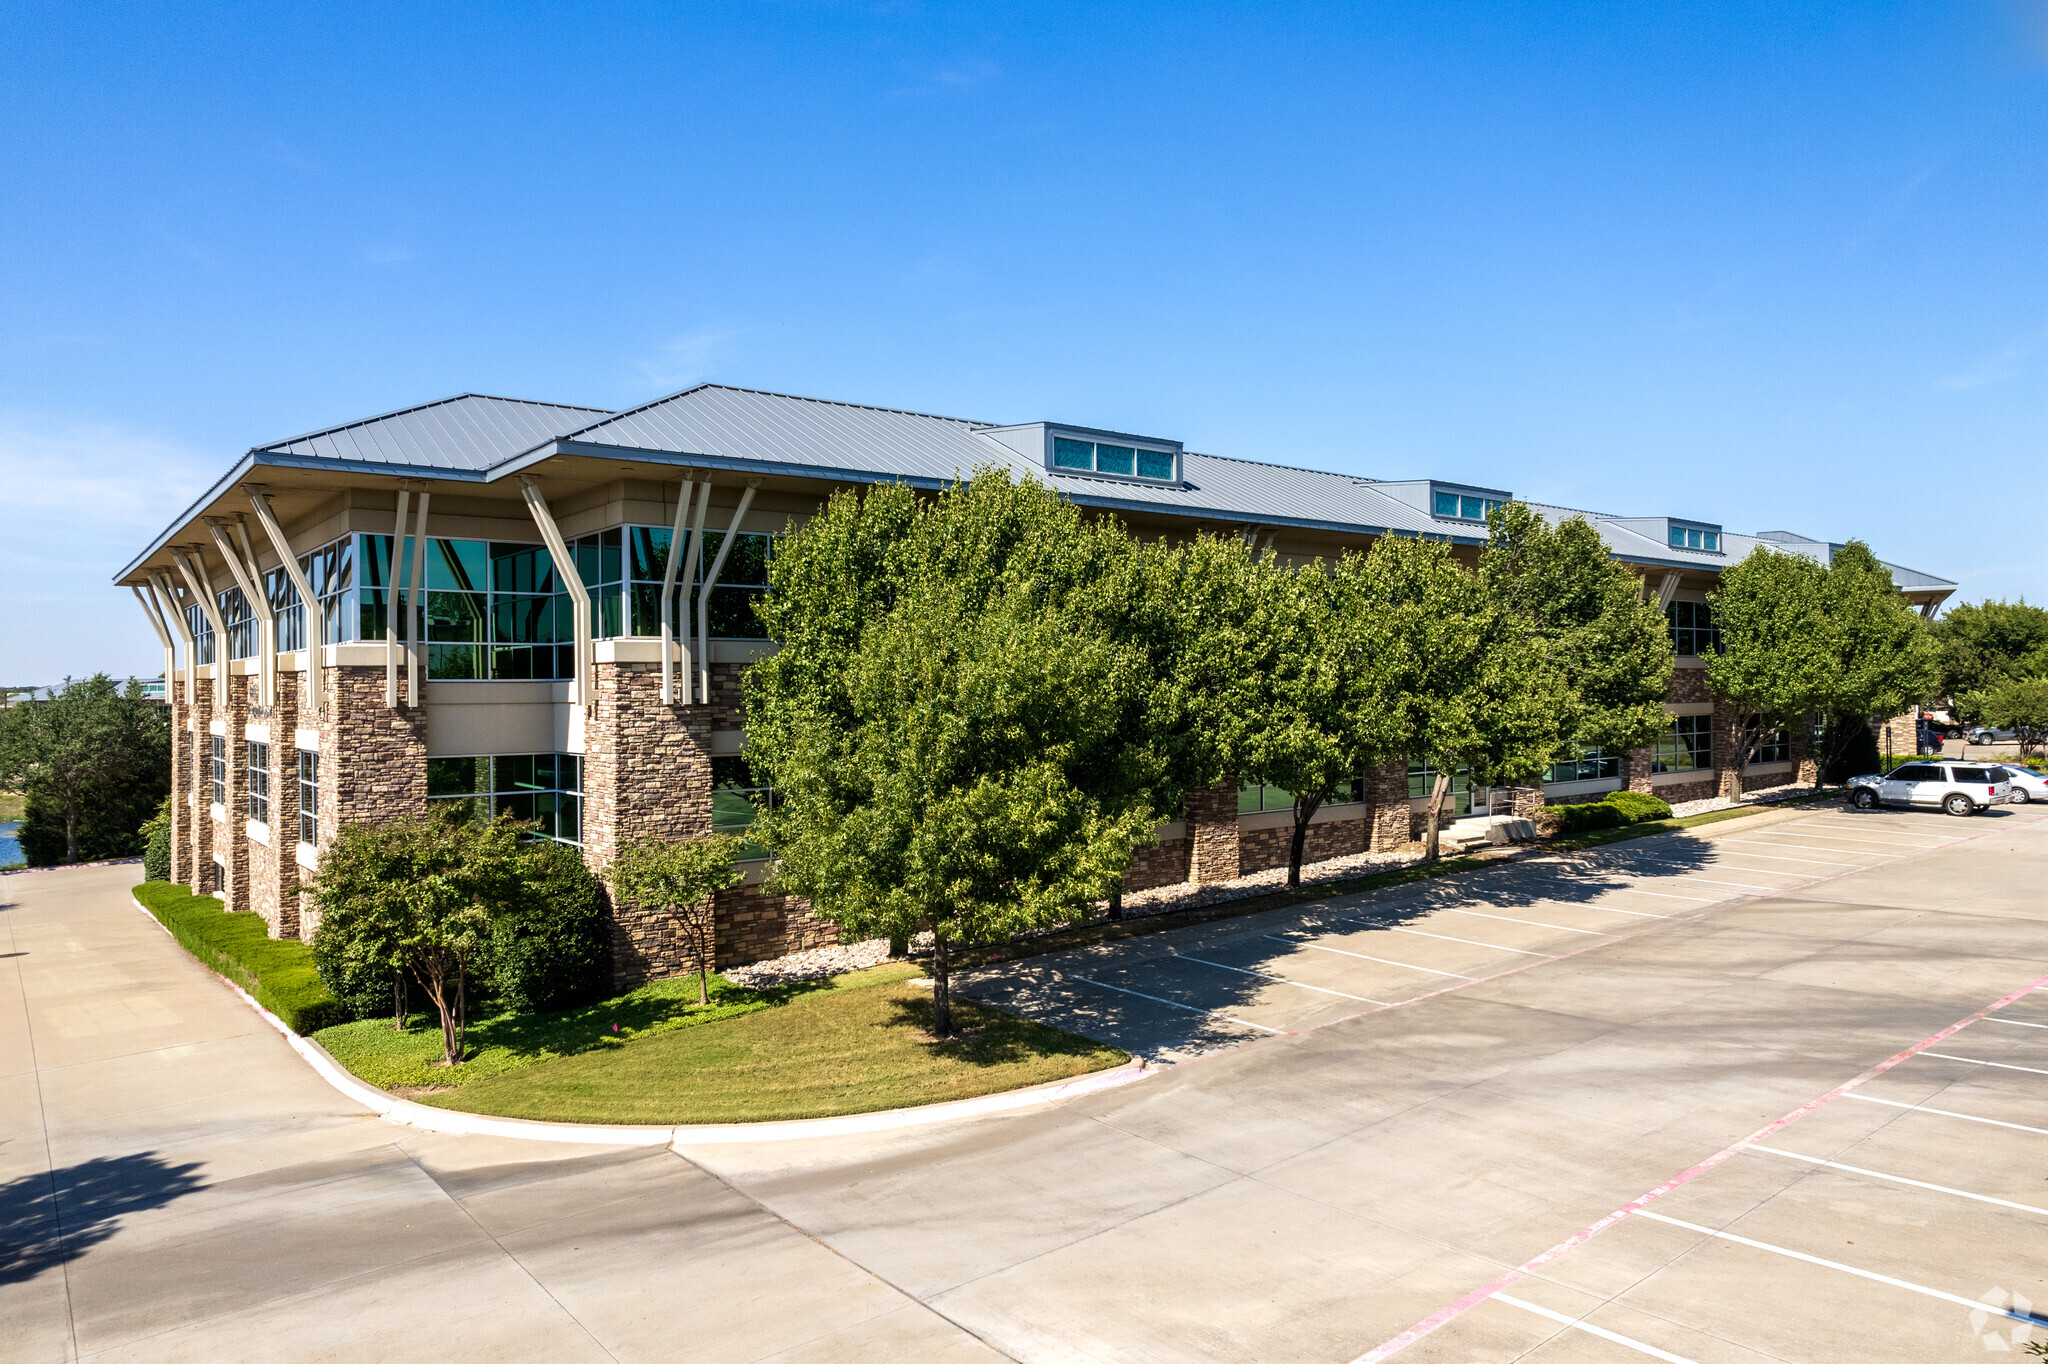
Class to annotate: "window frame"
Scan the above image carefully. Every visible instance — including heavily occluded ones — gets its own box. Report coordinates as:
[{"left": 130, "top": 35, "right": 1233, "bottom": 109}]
[
  {"left": 246, "top": 741, "right": 270, "bottom": 826},
  {"left": 209, "top": 735, "right": 226, "bottom": 808},
  {"left": 1652, "top": 715, "right": 1713, "bottom": 774},
  {"left": 297, "top": 750, "right": 318, "bottom": 845}
]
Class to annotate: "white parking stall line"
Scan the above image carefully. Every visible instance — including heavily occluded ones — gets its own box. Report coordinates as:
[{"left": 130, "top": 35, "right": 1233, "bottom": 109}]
[
  {"left": 1066, "top": 974, "right": 1286, "bottom": 1032},
  {"left": 1631, "top": 1209, "right": 2048, "bottom": 1328},
  {"left": 1383, "top": 926, "right": 1553, "bottom": 956},
  {"left": 1560, "top": 901, "right": 1670, "bottom": 919},
  {"left": 1712, "top": 827, "right": 1875, "bottom": 860},
  {"left": 1741, "top": 829, "right": 1941, "bottom": 850},
  {"left": 1801, "top": 821, "right": 1953, "bottom": 841},
  {"left": 1173, "top": 950, "right": 1387, "bottom": 1003},
  {"left": 1615, "top": 854, "right": 1810, "bottom": 879},
  {"left": 1437, "top": 907, "right": 1610, "bottom": 936},
  {"left": 1745, "top": 1144, "right": 2048, "bottom": 1217},
  {"left": 1490, "top": 1293, "right": 1699, "bottom": 1363},
  {"left": 1600, "top": 885, "right": 1722, "bottom": 903},
  {"left": 1843, "top": 1093, "right": 2048, "bottom": 1137},
  {"left": 1983, "top": 1016, "right": 2048, "bottom": 1029},
  {"left": 1305, "top": 924, "right": 1479, "bottom": 978},
  {"left": 1709, "top": 840, "right": 1872, "bottom": 866},
  {"left": 1920, "top": 1051, "right": 2048, "bottom": 1077},
  {"left": 1632, "top": 873, "right": 1786, "bottom": 892}
]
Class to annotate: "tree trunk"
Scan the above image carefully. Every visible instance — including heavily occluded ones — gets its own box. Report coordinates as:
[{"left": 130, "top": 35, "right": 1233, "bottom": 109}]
[
  {"left": 1423, "top": 772, "right": 1451, "bottom": 862},
  {"left": 392, "top": 973, "right": 407, "bottom": 1032},
  {"left": 1108, "top": 889, "right": 1124, "bottom": 922},
  {"left": 929, "top": 930, "right": 952, "bottom": 1039},
  {"left": 454, "top": 966, "right": 467, "bottom": 1064},
  {"left": 65, "top": 801, "right": 78, "bottom": 865},
  {"left": 420, "top": 964, "right": 461, "bottom": 1066},
  {"left": 1287, "top": 794, "right": 1324, "bottom": 888}
]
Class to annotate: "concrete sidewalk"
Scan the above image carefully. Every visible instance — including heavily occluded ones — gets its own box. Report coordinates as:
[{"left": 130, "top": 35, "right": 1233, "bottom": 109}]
[{"left": 0, "top": 865, "right": 997, "bottom": 1363}]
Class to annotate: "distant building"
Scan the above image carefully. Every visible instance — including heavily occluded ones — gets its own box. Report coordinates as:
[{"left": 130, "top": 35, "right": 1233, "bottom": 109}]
[{"left": 116, "top": 386, "right": 1954, "bottom": 984}]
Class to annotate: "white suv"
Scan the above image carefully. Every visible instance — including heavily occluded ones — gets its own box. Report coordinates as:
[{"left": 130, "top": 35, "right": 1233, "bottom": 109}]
[{"left": 1849, "top": 762, "right": 2012, "bottom": 816}]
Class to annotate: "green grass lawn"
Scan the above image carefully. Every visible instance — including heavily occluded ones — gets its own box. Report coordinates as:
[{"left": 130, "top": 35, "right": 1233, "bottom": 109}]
[
  {"left": 314, "top": 968, "right": 787, "bottom": 1090},
  {"left": 418, "top": 967, "right": 1128, "bottom": 1125}
]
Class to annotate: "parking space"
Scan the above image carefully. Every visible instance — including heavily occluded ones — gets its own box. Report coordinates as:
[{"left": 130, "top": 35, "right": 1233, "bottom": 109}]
[{"left": 962, "top": 803, "right": 1990, "bottom": 1064}]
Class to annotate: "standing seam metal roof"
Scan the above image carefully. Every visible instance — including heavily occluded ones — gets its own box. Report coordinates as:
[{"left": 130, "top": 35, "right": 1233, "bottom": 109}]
[{"left": 256, "top": 393, "right": 615, "bottom": 472}]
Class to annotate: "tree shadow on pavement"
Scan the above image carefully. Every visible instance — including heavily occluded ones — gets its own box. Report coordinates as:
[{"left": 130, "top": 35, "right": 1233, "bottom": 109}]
[{"left": 0, "top": 1151, "right": 206, "bottom": 1283}]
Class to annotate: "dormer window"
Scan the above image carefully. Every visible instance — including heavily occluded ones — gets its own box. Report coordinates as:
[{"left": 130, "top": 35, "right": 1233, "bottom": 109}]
[
  {"left": 1053, "top": 435, "right": 1176, "bottom": 481},
  {"left": 1667, "top": 521, "right": 1722, "bottom": 552},
  {"left": 1433, "top": 490, "right": 1505, "bottom": 522}
]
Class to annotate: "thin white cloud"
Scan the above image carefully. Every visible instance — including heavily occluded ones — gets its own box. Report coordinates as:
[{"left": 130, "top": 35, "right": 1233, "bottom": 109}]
[
  {"left": 0, "top": 413, "right": 217, "bottom": 680},
  {"left": 360, "top": 243, "right": 413, "bottom": 266},
  {"left": 636, "top": 327, "right": 733, "bottom": 391},
  {"left": 1935, "top": 323, "right": 2048, "bottom": 391}
]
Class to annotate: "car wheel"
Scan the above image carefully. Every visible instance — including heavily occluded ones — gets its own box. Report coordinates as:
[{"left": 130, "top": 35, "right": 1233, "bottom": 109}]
[
  {"left": 2011, "top": 788, "right": 2030, "bottom": 804},
  {"left": 1944, "top": 793, "right": 1976, "bottom": 817},
  {"left": 1851, "top": 788, "right": 1878, "bottom": 810}
]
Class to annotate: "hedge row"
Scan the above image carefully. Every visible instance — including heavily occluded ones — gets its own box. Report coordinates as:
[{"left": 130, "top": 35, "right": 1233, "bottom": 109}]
[
  {"left": 132, "top": 881, "right": 344, "bottom": 1033},
  {"left": 1551, "top": 790, "right": 1675, "bottom": 834}
]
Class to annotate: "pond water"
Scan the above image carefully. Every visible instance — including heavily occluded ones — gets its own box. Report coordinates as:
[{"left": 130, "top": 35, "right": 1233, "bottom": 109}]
[{"left": 0, "top": 820, "right": 20, "bottom": 866}]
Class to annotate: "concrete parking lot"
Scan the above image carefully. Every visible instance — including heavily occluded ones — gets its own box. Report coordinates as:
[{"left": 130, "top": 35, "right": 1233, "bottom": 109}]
[{"left": 6, "top": 799, "right": 2046, "bottom": 1361}]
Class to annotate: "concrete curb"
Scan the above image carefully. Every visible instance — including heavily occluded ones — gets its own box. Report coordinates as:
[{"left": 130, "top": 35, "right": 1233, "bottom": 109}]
[{"left": 130, "top": 893, "right": 1152, "bottom": 1147}]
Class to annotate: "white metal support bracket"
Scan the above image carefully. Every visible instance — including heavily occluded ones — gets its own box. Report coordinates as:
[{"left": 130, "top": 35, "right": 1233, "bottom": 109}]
[{"left": 244, "top": 487, "right": 326, "bottom": 721}]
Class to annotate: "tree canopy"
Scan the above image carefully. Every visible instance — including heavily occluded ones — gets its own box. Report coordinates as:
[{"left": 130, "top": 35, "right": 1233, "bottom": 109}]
[
  {"left": 0, "top": 674, "right": 169, "bottom": 865},
  {"left": 1930, "top": 599, "right": 2048, "bottom": 702}
]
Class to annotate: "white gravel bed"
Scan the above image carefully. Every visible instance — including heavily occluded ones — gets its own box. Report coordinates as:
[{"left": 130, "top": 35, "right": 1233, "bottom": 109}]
[{"left": 720, "top": 938, "right": 896, "bottom": 989}]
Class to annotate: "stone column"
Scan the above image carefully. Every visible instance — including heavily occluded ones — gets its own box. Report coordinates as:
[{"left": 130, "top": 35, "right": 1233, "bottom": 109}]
[
  {"left": 1625, "top": 747, "right": 1655, "bottom": 795},
  {"left": 187, "top": 675, "right": 216, "bottom": 894},
  {"left": 1184, "top": 780, "right": 1241, "bottom": 884},
  {"left": 1792, "top": 719, "right": 1818, "bottom": 786},
  {"left": 582, "top": 660, "right": 718, "bottom": 989},
  {"left": 169, "top": 693, "right": 193, "bottom": 884},
  {"left": 250, "top": 667, "right": 302, "bottom": 939},
  {"left": 321, "top": 664, "right": 429, "bottom": 830},
  {"left": 1364, "top": 760, "right": 1412, "bottom": 851},
  {"left": 219, "top": 672, "right": 254, "bottom": 913},
  {"left": 1714, "top": 698, "right": 1745, "bottom": 800}
]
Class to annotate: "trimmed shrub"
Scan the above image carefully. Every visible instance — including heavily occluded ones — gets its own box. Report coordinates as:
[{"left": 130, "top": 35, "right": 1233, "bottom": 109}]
[
  {"left": 141, "top": 797, "right": 172, "bottom": 881},
  {"left": 1553, "top": 800, "right": 1627, "bottom": 834},
  {"left": 492, "top": 840, "right": 609, "bottom": 1013},
  {"left": 1604, "top": 791, "right": 1673, "bottom": 824},
  {"left": 132, "top": 881, "right": 344, "bottom": 1033}
]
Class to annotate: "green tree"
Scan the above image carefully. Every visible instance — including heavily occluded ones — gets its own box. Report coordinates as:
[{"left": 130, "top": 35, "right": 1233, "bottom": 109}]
[
  {"left": 308, "top": 814, "right": 530, "bottom": 1064},
  {"left": 1370, "top": 536, "right": 1565, "bottom": 860},
  {"left": 1805, "top": 542, "right": 1941, "bottom": 779},
  {"left": 1929, "top": 599, "right": 2048, "bottom": 701},
  {"left": 1967, "top": 677, "right": 2048, "bottom": 759},
  {"left": 0, "top": 674, "right": 169, "bottom": 865},
  {"left": 1227, "top": 549, "right": 1404, "bottom": 886},
  {"left": 1704, "top": 546, "right": 1831, "bottom": 788},
  {"left": 1710, "top": 543, "right": 1939, "bottom": 788},
  {"left": 605, "top": 833, "right": 745, "bottom": 1006},
  {"left": 746, "top": 475, "right": 1158, "bottom": 1037},
  {"left": 1482, "top": 504, "right": 1674, "bottom": 760}
]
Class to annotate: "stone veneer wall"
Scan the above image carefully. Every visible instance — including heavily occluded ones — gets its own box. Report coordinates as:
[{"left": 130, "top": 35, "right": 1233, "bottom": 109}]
[
  {"left": 714, "top": 883, "right": 835, "bottom": 968},
  {"left": 1241, "top": 814, "right": 1368, "bottom": 874},
  {"left": 1124, "top": 836, "right": 1192, "bottom": 892},
  {"left": 1365, "top": 761, "right": 1412, "bottom": 851}
]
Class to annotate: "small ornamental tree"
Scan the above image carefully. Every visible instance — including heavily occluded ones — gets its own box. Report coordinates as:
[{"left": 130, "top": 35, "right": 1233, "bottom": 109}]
[
  {"left": 1482, "top": 503, "right": 1674, "bottom": 763},
  {"left": 1930, "top": 599, "right": 2048, "bottom": 701},
  {"left": 1803, "top": 542, "right": 1941, "bottom": 781},
  {"left": 308, "top": 814, "right": 530, "bottom": 1064},
  {"left": 746, "top": 474, "right": 1158, "bottom": 1038},
  {"left": 1369, "top": 535, "right": 1564, "bottom": 860},
  {"left": 1228, "top": 549, "right": 1404, "bottom": 887},
  {"left": 605, "top": 834, "right": 745, "bottom": 1005}
]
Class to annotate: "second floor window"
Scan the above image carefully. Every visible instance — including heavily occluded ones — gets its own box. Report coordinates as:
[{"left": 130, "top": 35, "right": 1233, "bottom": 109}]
[
  {"left": 210, "top": 735, "right": 226, "bottom": 807},
  {"left": 1666, "top": 600, "right": 1721, "bottom": 657},
  {"left": 247, "top": 742, "right": 270, "bottom": 825}
]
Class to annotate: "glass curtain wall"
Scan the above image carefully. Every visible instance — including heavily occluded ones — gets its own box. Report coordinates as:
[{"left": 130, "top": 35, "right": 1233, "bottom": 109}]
[
  {"left": 1238, "top": 776, "right": 1367, "bottom": 814},
  {"left": 184, "top": 605, "right": 217, "bottom": 665},
  {"left": 1543, "top": 746, "right": 1621, "bottom": 784},
  {"left": 1408, "top": 762, "right": 1475, "bottom": 817}
]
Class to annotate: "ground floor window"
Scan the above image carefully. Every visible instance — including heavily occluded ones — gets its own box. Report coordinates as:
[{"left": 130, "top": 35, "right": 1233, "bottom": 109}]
[
  {"left": 426, "top": 753, "right": 583, "bottom": 845},
  {"left": 1653, "top": 715, "right": 1712, "bottom": 773},
  {"left": 297, "top": 751, "right": 318, "bottom": 845},
  {"left": 1238, "top": 775, "right": 1365, "bottom": 814},
  {"left": 209, "top": 735, "right": 226, "bottom": 807},
  {"left": 1752, "top": 725, "right": 1790, "bottom": 765},
  {"left": 247, "top": 742, "right": 270, "bottom": 825},
  {"left": 711, "top": 755, "right": 775, "bottom": 857},
  {"left": 1407, "top": 762, "right": 1474, "bottom": 817},
  {"left": 1543, "top": 746, "right": 1621, "bottom": 785}
]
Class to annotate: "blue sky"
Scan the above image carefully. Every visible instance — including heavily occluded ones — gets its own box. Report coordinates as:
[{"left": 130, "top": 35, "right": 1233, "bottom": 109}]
[{"left": 4, "top": 1, "right": 2044, "bottom": 681}]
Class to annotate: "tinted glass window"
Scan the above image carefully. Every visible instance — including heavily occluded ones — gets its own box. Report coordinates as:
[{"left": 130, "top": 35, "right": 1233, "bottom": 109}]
[
  {"left": 1950, "top": 767, "right": 1995, "bottom": 782},
  {"left": 1889, "top": 765, "right": 1938, "bottom": 782}
]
